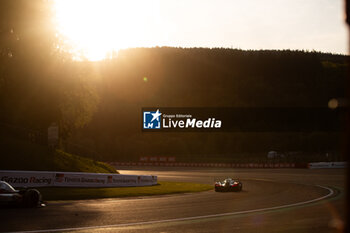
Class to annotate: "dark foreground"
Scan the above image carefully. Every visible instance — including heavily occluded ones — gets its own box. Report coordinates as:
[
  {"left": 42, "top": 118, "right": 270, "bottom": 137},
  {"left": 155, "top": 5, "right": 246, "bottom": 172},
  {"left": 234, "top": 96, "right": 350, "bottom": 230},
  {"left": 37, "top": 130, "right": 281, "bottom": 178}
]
[{"left": 0, "top": 168, "right": 345, "bottom": 233}]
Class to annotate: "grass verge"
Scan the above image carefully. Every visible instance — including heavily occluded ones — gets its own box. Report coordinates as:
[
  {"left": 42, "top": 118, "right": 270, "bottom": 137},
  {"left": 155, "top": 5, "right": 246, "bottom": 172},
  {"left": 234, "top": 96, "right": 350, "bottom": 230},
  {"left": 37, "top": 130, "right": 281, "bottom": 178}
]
[
  {"left": 37, "top": 181, "right": 213, "bottom": 201},
  {"left": 53, "top": 150, "right": 116, "bottom": 173}
]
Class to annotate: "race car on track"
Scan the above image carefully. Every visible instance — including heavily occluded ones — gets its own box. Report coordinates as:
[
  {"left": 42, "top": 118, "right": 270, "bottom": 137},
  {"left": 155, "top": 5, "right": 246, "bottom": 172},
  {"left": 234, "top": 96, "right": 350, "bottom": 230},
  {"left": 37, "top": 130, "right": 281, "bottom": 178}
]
[
  {"left": 215, "top": 178, "right": 242, "bottom": 192},
  {"left": 0, "top": 181, "right": 43, "bottom": 207}
]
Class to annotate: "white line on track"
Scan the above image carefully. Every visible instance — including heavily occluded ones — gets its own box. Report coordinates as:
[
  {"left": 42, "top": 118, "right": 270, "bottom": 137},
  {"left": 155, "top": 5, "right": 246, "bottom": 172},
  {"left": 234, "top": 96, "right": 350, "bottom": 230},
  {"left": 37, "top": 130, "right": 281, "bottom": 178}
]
[{"left": 5, "top": 185, "right": 334, "bottom": 233}]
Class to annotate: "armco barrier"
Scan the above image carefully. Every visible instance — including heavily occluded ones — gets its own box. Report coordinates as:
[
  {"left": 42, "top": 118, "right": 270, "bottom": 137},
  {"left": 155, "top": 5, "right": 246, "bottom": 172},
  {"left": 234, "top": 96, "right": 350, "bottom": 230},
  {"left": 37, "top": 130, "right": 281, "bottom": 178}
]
[
  {"left": 111, "top": 162, "right": 299, "bottom": 168},
  {"left": 308, "top": 162, "right": 347, "bottom": 169},
  {"left": 0, "top": 170, "right": 157, "bottom": 188}
]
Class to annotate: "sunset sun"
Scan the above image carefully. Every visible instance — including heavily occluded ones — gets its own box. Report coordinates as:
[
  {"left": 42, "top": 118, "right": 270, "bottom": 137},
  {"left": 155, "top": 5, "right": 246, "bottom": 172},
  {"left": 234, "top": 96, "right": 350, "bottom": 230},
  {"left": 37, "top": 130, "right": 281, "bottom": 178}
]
[
  {"left": 54, "top": 0, "right": 161, "bottom": 61},
  {"left": 53, "top": 0, "right": 347, "bottom": 61}
]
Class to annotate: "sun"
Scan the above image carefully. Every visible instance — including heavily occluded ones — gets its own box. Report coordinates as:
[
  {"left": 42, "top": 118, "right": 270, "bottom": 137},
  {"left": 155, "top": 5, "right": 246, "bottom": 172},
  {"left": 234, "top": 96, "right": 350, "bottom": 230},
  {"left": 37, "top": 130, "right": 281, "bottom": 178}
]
[{"left": 54, "top": 0, "right": 161, "bottom": 61}]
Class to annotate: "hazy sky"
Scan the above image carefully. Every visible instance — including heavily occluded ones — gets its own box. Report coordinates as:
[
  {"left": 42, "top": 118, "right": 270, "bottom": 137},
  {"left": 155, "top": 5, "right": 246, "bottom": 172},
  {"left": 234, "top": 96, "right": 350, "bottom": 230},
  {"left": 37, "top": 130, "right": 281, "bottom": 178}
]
[
  {"left": 157, "top": 0, "right": 347, "bottom": 53},
  {"left": 55, "top": 0, "right": 348, "bottom": 60}
]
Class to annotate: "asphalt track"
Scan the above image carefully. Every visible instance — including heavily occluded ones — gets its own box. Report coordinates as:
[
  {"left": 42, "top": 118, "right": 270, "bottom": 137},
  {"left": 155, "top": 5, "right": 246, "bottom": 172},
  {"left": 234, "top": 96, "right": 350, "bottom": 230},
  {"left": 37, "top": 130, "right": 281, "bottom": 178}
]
[{"left": 0, "top": 168, "right": 345, "bottom": 233}]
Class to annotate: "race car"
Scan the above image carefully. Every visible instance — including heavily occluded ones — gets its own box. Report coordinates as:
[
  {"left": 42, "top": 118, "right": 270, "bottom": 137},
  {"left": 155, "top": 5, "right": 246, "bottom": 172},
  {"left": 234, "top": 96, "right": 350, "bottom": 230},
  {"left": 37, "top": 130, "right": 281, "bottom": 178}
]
[
  {"left": 0, "top": 181, "right": 43, "bottom": 207},
  {"left": 215, "top": 178, "right": 242, "bottom": 192}
]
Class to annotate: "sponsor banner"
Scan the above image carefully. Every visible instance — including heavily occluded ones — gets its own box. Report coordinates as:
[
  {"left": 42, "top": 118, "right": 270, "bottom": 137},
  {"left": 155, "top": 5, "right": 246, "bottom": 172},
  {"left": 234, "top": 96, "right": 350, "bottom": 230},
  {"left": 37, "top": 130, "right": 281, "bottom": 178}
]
[
  {"left": 0, "top": 170, "right": 54, "bottom": 187},
  {"left": 0, "top": 170, "right": 157, "bottom": 188},
  {"left": 54, "top": 172, "right": 109, "bottom": 187},
  {"left": 308, "top": 162, "right": 347, "bottom": 169}
]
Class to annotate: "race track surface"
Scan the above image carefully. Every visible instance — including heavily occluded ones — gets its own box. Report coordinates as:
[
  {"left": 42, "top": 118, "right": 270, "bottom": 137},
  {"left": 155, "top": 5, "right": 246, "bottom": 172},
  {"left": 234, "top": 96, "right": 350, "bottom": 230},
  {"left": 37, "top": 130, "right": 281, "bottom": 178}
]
[{"left": 0, "top": 168, "right": 345, "bottom": 233}]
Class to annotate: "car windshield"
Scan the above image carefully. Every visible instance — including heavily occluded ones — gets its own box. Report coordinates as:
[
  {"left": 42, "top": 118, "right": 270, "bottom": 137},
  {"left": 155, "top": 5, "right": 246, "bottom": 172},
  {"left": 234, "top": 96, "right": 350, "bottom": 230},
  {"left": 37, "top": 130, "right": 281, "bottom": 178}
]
[{"left": 0, "top": 182, "right": 16, "bottom": 192}]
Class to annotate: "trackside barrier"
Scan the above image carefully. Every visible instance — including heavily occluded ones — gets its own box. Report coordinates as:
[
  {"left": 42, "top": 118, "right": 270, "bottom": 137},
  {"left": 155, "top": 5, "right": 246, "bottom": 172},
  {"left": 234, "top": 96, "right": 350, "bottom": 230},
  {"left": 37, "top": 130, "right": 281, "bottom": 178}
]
[
  {"left": 308, "top": 162, "right": 347, "bottom": 169},
  {"left": 110, "top": 162, "right": 301, "bottom": 168},
  {"left": 0, "top": 170, "right": 157, "bottom": 188}
]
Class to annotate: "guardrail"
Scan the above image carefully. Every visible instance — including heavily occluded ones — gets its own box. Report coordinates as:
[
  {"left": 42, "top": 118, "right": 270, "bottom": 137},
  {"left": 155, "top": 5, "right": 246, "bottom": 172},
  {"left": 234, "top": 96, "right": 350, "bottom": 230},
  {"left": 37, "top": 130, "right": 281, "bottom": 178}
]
[
  {"left": 111, "top": 161, "right": 346, "bottom": 169},
  {"left": 110, "top": 162, "right": 300, "bottom": 168},
  {"left": 0, "top": 170, "right": 157, "bottom": 188},
  {"left": 308, "top": 162, "right": 347, "bottom": 169}
]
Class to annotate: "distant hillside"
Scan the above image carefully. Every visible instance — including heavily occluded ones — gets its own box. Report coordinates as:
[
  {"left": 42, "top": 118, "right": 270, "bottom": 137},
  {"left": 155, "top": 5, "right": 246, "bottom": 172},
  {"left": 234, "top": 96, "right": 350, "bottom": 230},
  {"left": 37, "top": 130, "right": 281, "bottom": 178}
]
[
  {"left": 1, "top": 47, "right": 346, "bottom": 163},
  {"left": 66, "top": 48, "right": 346, "bottom": 162},
  {"left": 100, "top": 48, "right": 346, "bottom": 107}
]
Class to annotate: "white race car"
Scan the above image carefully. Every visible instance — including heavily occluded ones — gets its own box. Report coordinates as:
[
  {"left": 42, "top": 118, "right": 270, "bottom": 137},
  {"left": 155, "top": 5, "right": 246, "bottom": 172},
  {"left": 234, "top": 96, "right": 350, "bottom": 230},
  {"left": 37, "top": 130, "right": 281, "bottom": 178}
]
[{"left": 0, "top": 181, "right": 43, "bottom": 207}]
